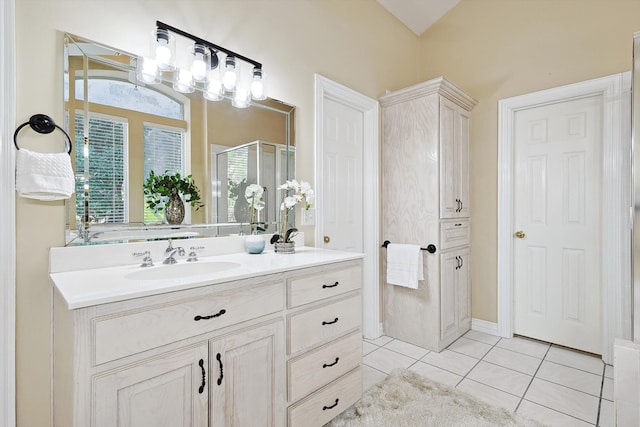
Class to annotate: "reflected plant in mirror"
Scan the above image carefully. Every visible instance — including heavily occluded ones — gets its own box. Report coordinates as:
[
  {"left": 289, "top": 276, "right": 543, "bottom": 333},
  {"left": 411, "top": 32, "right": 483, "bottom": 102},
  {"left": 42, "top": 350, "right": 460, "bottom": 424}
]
[
  {"left": 143, "top": 170, "right": 203, "bottom": 225},
  {"left": 63, "top": 32, "right": 295, "bottom": 245}
]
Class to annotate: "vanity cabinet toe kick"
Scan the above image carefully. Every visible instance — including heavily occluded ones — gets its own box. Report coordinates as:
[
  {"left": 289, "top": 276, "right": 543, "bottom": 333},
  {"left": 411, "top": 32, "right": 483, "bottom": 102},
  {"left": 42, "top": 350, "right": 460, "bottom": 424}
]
[{"left": 52, "top": 258, "right": 363, "bottom": 427}]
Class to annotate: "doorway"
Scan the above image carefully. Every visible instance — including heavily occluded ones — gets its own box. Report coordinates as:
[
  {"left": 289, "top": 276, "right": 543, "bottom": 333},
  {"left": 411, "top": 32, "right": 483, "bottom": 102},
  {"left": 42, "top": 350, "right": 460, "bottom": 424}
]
[
  {"left": 497, "top": 73, "right": 631, "bottom": 363},
  {"left": 314, "top": 74, "right": 380, "bottom": 339}
]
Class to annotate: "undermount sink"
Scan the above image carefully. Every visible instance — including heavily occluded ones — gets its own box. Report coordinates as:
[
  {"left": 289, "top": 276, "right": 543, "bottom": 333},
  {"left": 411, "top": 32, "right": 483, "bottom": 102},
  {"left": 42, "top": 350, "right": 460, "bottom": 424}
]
[{"left": 125, "top": 261, "right": 241, "bottom": 281}]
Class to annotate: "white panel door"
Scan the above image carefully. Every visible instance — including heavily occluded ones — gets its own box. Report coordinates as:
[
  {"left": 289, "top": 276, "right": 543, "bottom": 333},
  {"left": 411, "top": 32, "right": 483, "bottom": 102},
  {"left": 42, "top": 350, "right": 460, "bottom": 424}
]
[
  {"left": 321, "top": 98, "right": 363, "bottom": 252},
  {"left": 513, "top": 95, "right": 602, "bottom": 354}
]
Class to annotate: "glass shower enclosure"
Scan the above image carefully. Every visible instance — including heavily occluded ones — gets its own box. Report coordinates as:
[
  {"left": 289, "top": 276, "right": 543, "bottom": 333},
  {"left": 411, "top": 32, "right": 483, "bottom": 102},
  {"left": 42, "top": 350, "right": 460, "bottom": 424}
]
[{"left": 212, "top": 140, "right": 294, "bottom": 236}]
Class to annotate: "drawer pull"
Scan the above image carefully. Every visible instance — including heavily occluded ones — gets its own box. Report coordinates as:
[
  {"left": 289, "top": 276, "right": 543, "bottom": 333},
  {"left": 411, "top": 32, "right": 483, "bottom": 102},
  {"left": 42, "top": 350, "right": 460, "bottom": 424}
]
[
  {"left": 455, "top": 223, "right": 462, "bottom": 227},
  {"left": 322, "top": 281, "right": 339, "bottom": 289},
  {"left": 322, "top": 317, "right": 339, "bottom": 326},
  {"left": 216, "top": 353, "right": 224, "bottom": 386},
  {"left": 194, "top": 309, "right": 227, "bottom": 321},
  {"left": 323, "top": 398, "right": 339, "bottom": 411},
  {"left": 198, "top": 358, "right": 206, "bottom": 394},
  {"left": 322, "top": 357, "right": 340, "bottom": 368}
]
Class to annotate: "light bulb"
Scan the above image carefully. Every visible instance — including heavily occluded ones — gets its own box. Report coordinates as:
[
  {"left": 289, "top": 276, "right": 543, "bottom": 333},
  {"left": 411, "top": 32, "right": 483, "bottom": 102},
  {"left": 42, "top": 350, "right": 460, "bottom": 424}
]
[
  {"left": 204, "top": 79, "right": 223, "bottom": 101},
  {"left": 153, "top": 28, "right": 174, "bottom": 71},
  {"left": 173, "top": 69, "right": 194, "bottom": 93},
  {"left": 250, "top": 68, "right": 266, "bottom": 100},
  {"left": 222, "top": 56, "right": 237, "bottom": 92},
  {"left": 191, "top": 44, "right": 209, "bottom": 82},
  {"left": 232, "top": 87, "right": 250, "bottom": 108},
  {"left": 139, "top": 58, "right": 159, "bottom": 84},
  {"left": 155, "top": 41, "right": 172, "bottom": 70}
]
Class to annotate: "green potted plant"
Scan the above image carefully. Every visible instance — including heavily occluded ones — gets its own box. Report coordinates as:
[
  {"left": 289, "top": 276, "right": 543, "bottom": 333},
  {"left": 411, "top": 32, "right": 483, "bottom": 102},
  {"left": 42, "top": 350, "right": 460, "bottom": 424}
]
[{"left": 143, "top": 170, "right": 203, "bottom": 224}]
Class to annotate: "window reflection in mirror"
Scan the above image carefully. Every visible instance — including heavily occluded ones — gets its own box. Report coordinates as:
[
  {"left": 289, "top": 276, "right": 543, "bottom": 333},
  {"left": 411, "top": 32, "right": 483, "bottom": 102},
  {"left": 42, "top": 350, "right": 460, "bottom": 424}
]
[{"left": 63, "top": 33, "right": 295, "bottom": 245}]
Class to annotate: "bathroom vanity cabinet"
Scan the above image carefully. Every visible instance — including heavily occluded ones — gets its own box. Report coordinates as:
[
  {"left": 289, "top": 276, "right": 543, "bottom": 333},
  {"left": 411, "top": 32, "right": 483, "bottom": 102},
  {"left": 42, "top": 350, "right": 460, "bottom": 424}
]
[
  {"left": 380, "top": 77, "right": 476, "bottom": 352},
  {"left": 51, "top": 251, "right": 363, "bottom": 427}
]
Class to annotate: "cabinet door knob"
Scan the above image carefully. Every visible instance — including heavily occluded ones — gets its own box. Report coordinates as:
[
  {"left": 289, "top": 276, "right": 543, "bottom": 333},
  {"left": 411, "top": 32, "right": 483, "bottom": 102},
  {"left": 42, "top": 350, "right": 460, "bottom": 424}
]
[
  {"left": 324, "top": 235, "right": 331, "bottom": 244},
  {"left": 514, "top": 230, "right": 526, "bottom": 239}
]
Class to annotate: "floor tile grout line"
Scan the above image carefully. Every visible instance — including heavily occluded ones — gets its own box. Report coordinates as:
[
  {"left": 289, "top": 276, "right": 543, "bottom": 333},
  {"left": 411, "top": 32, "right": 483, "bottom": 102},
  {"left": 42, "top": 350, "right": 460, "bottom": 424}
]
[
  {"left": 364, "top": 342, "right": 430, "bottom": 362},
  {"left": 519, "top": 398, "right": 598, "bottom": 426},
  {"left": 529, "top": 375, "right": 605, "bottom": 400},
  {"left": 595, "top": 363, "right": 607, "bottom": 427},
  {"left": 514, "top": 341, "right": 551, "bottom": 413},
  {"left": 542, "top": 358, "right": 606, "bottom": 377},
  {"left": 453, "top": 335, "right": 503, "bottom": 387}
]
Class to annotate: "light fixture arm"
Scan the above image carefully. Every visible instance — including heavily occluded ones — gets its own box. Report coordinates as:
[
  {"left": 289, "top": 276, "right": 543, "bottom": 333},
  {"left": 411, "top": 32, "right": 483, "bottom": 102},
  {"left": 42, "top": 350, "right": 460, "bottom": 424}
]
[{"left": 156, "top": 21, "right": 262, "bottom": 70}]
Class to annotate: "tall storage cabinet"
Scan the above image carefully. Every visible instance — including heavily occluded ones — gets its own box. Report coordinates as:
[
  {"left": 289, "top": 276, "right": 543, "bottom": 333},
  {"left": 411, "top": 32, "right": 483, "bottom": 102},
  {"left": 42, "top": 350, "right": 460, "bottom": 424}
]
[{"left": 380, "top": 77, "right": 476, "bottom": 352}]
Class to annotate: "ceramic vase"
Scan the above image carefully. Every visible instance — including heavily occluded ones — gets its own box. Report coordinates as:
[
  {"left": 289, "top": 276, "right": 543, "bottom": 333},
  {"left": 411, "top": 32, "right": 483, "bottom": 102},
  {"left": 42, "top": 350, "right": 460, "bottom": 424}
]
[
  {"left": 165, "top": 190, "right": 185, "bottom": 225},
  {"left": 245, "top": 233, "right": 265, "bottom": 254}
]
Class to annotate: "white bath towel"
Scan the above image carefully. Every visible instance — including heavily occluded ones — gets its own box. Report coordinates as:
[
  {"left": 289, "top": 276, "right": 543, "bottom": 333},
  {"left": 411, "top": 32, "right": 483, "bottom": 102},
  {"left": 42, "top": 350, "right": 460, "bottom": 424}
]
[
  {"left": 386, "top": 243, "right": 424, "bottom": 289},
  {"left": 15, "top": 148, "right": 75, "bottom": 201}
]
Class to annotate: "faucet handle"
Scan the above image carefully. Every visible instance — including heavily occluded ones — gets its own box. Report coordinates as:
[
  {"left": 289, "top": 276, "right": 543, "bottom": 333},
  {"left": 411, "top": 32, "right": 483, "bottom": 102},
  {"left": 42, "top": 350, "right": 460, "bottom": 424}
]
[
  {"left": 187, "top": 246, "right": 202, "bottom": 262},
  {"left": 133, "top": 251, "right": 154, "bottom": 267}
]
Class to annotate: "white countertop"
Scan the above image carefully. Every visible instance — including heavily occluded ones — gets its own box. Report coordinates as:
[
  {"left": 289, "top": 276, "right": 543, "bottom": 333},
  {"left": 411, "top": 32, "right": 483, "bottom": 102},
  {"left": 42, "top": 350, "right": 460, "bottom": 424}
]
[{"left": 50, "top": 246, "right": 364, "bottom": 310}]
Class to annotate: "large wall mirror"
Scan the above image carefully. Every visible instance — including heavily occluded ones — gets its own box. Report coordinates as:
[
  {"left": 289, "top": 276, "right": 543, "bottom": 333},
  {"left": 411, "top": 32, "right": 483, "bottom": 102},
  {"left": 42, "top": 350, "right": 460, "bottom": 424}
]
[{"left": 63, "top": 33, "right": 295, "bottom": 245}]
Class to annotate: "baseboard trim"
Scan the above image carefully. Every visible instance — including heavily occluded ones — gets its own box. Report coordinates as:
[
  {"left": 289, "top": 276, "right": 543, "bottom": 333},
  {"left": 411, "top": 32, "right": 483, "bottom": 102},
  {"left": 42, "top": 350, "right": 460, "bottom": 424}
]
[{"left": 472, "top": 318, "right": 499, "bottom": 336}]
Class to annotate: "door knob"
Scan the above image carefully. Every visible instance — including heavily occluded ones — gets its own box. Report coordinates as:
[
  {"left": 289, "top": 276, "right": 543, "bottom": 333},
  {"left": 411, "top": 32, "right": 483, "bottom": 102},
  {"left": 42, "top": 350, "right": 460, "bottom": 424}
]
[
  {"left": 324, "top": 235, "right": 331, "bottom": 244},
  {"left": 514, "top": 230, "right": 526, "bottom": 239}
]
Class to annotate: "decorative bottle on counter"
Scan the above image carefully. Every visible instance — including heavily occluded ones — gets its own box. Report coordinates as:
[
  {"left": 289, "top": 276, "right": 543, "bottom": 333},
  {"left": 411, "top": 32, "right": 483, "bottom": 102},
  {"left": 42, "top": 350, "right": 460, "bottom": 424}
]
[{"left": 245, "top": 232, "right": 265, "bottom": 254}]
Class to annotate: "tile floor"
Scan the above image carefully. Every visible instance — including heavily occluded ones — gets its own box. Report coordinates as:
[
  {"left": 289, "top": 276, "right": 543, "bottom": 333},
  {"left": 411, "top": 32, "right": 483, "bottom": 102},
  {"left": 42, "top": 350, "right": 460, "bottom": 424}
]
[{"left": 363, "top": 331, "right": 614, "bottom": 427}]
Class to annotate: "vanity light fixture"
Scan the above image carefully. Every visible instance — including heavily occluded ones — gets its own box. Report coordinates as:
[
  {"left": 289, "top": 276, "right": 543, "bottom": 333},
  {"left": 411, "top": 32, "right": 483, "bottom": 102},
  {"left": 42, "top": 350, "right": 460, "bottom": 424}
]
[{"left": 144, "top": 21, "right": 267, "bottom": 107}]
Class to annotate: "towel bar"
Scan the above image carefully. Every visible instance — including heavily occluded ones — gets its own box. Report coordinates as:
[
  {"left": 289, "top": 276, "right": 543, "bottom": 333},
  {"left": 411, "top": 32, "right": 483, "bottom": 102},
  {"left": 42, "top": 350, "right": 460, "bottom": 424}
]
[
  {"left": 382, "top": 240, "right": 437, "bottom": 254},
  {"left": 14, "top": 114, "right": 72, "bottom": 155}
]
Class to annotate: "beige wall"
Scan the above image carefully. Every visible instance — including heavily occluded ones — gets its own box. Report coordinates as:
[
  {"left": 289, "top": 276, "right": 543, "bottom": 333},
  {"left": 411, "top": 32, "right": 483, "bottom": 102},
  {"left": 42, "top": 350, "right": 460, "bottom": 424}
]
[
  {"left": 417, "top": 0, "right": 640, "bottom": 322},
  {"left": 16, "top": 0, "right": 640, "bottom": 424},
  {"left": 14, "top": 1, "right": 418, "bottom": 425}
]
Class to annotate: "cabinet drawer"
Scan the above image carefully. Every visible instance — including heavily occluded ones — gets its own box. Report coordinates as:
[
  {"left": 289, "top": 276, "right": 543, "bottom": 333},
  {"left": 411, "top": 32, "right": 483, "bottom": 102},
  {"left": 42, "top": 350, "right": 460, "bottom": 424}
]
[
  {"left": 93, "top": 281, "right": 284, "bottom": 365},
  {"left": 288, "top": 264, "right": 361, "bottom": 308},
  {"left": 288, "top": 294, "right": 361, "bottom": 355},
  {"left": 440, "top": 220, "right": 470, "bottom": 250},
  {"left": 288, "top": 331, "right": 361, "bottom": 402},
  {"left": 288, "top": 368, "right": 362, "bottom": 427}
]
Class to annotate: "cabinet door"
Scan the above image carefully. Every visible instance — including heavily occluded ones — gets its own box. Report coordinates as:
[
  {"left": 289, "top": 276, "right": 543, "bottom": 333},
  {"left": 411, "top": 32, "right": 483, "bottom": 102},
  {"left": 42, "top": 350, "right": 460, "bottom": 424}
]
[
  {"left": 456, "top": 109, "right": 471, "bottom": 217},
  {"left": 440, "top": 248, "right": 471, "bottom": 342},
  {"left": 440, "top": 251, "right": 459, "bottom": 340},
  {"left": 93, "top": 344, "right": 208, "bottom": 427},
  {"left": 456, "top": 248, "right": 471, "bottom": 327},
  {"left": 440, "top": 98, "right": 459, "bottom": 218},
  {"left": 440, "top": 98, "right": 471, "bottom": 219},
  {"left": 211, "top": 321, "right": 284, "bottom": 427}
]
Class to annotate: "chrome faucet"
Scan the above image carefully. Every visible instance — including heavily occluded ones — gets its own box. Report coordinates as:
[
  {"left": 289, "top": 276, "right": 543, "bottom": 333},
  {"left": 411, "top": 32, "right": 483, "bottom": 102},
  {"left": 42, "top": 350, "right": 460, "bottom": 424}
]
[{"left": 163, "top": 240, "right": 185, "bottom": 264}]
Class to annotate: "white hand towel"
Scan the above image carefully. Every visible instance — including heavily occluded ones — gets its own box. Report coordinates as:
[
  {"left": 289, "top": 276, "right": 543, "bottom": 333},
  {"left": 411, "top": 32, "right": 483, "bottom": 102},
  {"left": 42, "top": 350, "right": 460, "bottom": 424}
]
[
  {"left": 386, "top": 243, "right": 424, "bottom": 289},
  {"left": 15, "top": 148, "right": 75, "bottom": 201}
]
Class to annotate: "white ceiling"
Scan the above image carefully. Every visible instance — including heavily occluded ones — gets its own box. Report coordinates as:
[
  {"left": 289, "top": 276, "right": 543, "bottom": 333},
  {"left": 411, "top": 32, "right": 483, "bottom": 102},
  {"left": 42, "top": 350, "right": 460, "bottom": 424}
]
[{"left": 376, "top": 0, "right": 461, "bottom": 36}]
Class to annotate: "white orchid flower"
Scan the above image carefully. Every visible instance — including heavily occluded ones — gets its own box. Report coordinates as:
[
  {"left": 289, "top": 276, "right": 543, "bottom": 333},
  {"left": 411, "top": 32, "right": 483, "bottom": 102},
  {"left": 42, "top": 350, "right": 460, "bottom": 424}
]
[{"left": 245, "top": 184, "right": 265, "bottom": 210}]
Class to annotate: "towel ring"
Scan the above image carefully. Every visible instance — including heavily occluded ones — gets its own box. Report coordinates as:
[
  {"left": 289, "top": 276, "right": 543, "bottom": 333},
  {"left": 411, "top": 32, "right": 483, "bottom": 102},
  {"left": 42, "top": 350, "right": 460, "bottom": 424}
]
[{"left": 13, "top": 114, "right": 72, "bottom": 155}]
